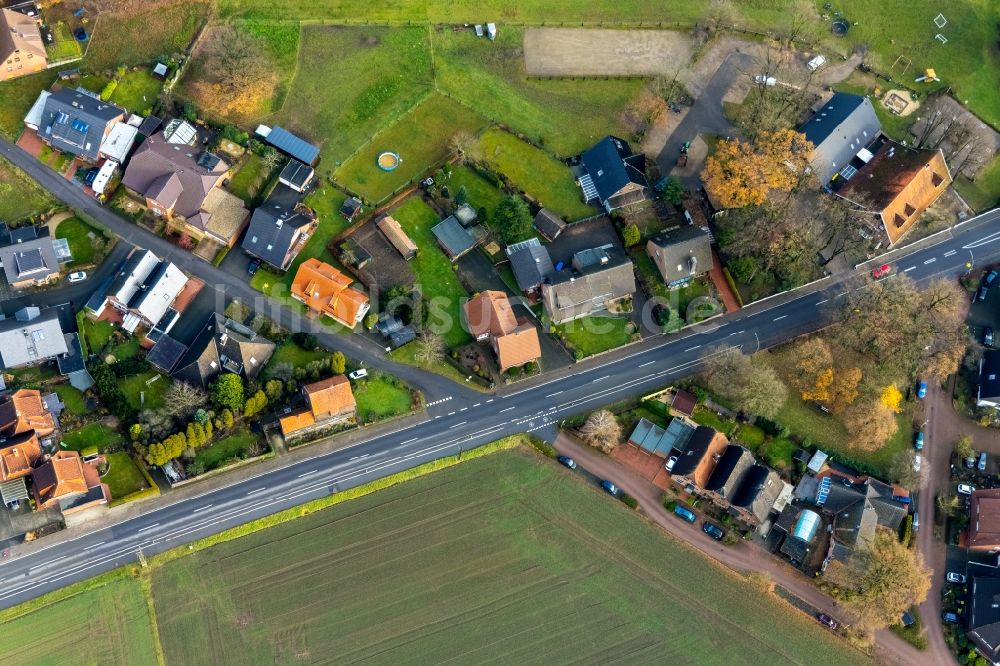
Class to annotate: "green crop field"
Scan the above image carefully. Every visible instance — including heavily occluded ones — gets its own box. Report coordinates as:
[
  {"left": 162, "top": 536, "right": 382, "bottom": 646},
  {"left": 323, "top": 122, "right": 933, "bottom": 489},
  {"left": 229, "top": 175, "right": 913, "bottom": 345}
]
[
  {"left": 150, "top": 449, "right": 870, "bottom": 665},
  {"left": 334, "top": 92, "right": 488, "bottom": 203},
  {"left": 0, "top": 578, "right": 158, "bottom": 666}
]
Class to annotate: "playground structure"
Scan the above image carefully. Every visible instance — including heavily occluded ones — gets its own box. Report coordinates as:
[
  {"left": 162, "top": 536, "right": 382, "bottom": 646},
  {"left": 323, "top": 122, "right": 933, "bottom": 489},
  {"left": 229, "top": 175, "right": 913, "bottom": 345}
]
[{"left": 377, "top": 152, "right": 401, "bottom": 172}]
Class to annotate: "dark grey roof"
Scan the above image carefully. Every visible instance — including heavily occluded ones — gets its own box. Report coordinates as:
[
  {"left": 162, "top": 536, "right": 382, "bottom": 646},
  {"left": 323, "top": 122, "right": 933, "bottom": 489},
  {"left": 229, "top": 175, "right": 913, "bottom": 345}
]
[
  {"left": 705, "top": 445, "right": 754, "bottom": 499},
  {"left": 671, "top": 426, "right": 719, "bottom": 477},
  {"left": 265, "top": 126, "right": 319, "bottom": 166},
  {"left": 172, "top": 313, "right": 275, "bottom": 387},
  {"left": 580, "top": 135, "right": 648, "bottom": 205},
  {"left": 0, "top": 224, "right": 59, "bottom": 285},
  {"left": 647, "top": 225, "right": 714, "bottom": 285},
  {"left": 341, "top": 197, "right": 362, "bottom": 218},
  {"left": 137, "top": 116, "right": 162, "bottom": 137},
  {"left": 533, "top": 208, "right": 566, "bottom": 240},
  {"left": 242, "top": 185, "right": 313, "bottom": 269},
  {"left": 279, "top": 159, "right": 312, "bottom": 189},
  {"left": 431, "top": 215, "right": 476, "bottom": 260},
  {"left": 542, "top": 246, "right": 635, "bottom": 322},
  {"left": 389, "top": 327, "right": 417, "bottom": 348},
  {"left": 970, "top": 577, "right": 1000, "bottom": 659},
  {"left": 40, "top": 87, "right": 125, "bottom": 160},
  {"left": 732, "top": 465, "right": 784, "bottom": 523},
  {"left": 147, "top": 335, "right": 187, "bottom": 373},
  {"left": 797, "top": 93, "right": 881, "bottom": 183},
  {"left": 509, "top": 243, "right": 554, "bottom": 291},
  {"left": 980, "top": 350, "right": 1000, "bottom": 403},
  {"left": 56, "top": 333, "right": 86, "bottom": 375},
  {"left": 375, "top": 313, "right": 404, "bottom": 337}
]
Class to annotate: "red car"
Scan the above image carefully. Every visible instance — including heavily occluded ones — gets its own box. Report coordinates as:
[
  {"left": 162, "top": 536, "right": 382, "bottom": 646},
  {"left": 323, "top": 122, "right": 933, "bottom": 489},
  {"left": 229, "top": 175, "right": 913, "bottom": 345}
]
[{"left": 871, "top": 264, "right": 891, "bottom": 279}]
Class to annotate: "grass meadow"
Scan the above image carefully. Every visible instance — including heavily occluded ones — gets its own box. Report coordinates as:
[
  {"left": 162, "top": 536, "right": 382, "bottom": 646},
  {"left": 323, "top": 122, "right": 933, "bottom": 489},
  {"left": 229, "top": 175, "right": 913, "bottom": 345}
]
[
  {"left": 0, "top": 156, "right": 56, "bottom": 221},
  {"left": 555, "top": 315, "right": 633, "bottom": 357},
  {"left": 353, "top": 375, "right": 413, "bottom": 422},
  {"left": 108, "top": 69, "right": 163, "bottom": 115},
  {"left": 54, "top": 216, "right": 100, "bottom": 266},
  {"left": 0, "top": 70, "right": 57, "bottom": 139},
  {"left": 84, "top": 1, "right": 208, "bottom": 71},
  {"left": 102, "top": 452, "right": 152, "bottom": 499},
  {"left": 149, "top": 449, "right": 871, "bottom": 665},
  {"left": 0, "top": 578, "right": 158, "bottom": 666}
]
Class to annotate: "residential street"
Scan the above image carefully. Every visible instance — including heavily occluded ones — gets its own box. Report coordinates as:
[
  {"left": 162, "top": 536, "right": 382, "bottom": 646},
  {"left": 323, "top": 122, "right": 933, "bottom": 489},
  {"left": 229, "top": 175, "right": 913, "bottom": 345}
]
[{"left": 552, "top": 432, "right": 919, "bottom": 666}]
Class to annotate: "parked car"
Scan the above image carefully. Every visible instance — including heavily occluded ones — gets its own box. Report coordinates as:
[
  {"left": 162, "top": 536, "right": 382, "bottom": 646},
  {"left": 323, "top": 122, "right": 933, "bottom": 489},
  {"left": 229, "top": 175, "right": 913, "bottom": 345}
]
[
  {"left": 665, "top": 455, "right": 678, "bottom": 472},
  {"left": 673, "top": 505, "right": 696, "bottom": 523},
  {"left": 958, "top": 483, "right": 975, "bottom": 495},
  {"left": 914, "top": 431, "right": 924, "bottom": 450},
  {"left": 892, "top": 495, "right": 912, "bottom": 504},
  {"left": 247, "top": 258, "right": 262, "bottom": 276},
  {"left": 753, "top": 74, "right": 777, "bottom": 86},
  {"left": 557, "top": 455, "right": 577, "bottom": 470},
  {"left": 67, "top": 271, "right": 87, "bottom": 283},
  {"left": 600, "top": 480, "right": 618, "bottom": 496},
  {"left": 977, "top": 284, "right": 990, "bottom": 302},
  {"left": 986, "top": 327, "right": 997, "bottom": 349},
  {"left": 947, "top": 572, "right": 968, "bottom": 584},
  {"left": 807, "top": 55, "right": 827, "bottom": 71},
  {"left": 913, "top": 454, "right": 922, "bottom": 472},
  {"left": 979, "top": 451, "right": 988, "bottom": 471},
  {"left": 985, "top": 270, "right": 999, "bottom": 287},
  {"left": 816, "top": 613, "right": 839, "bottom": 629},
  {"left": 348, "top": 368, "right": 368, "bottom": 380},
  {"left": 871, "top": 263, "right": 891, "bottom": 279},
  {"left": 942, "top": 611, "right": 960, "bottom": 624},
  {"left": 702, "top": 522, "right": 725, "bottom": 540},
  {"left": 916, "top": 380, "right": 927, "bottom": 399}
]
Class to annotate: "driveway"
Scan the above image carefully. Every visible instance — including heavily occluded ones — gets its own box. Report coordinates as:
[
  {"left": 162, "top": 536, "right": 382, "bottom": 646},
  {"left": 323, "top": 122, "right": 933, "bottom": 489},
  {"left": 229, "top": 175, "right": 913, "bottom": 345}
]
[{"left": 553, "top": 431, "right": 926, "bottom": 666}]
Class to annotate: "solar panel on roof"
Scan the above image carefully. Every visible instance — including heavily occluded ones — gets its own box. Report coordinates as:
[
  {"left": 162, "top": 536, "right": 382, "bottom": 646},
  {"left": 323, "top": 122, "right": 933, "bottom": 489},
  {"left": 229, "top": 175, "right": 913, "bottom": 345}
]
[
  {"left": 816, "top": 476, "right": 832, "bottom": 505},
  {"left": 71, "top": 119, "right": 89, "bottom": 133}
]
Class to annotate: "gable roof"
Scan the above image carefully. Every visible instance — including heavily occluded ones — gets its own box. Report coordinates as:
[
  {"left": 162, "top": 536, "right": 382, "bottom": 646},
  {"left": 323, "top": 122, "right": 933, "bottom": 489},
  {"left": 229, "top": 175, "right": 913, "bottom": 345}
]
[
  {"left": 980, "top": 351, "right": 1000, "bottom": 405},
  {"left": 242, "top": 185, "right": 314, "bottom": 269},
  {"left": 533, "top": 208, "right": 566, "bottom": 240},
  {"left": 705, "top": 444, "right": 754, "bottom": 499},
  {"left": 580, "top": 135, "right": 648, "bottom": 205},
  {"left": 798, "top": 93, "right": 881, "bottom": 183},
  {"left": 732, "top": 465, "right": 784, "bottom": 523},
  {"left": 124, "top": 259, "right": 187, "bottom": 329},
  {"left": 290, "top": 258, "right": 369, "bottom": 328},
  {"left": 494, "top": 323, "right": 542, "bottom": 370},
  {"left": 278, "top": 159, "right": 313, "bottom": 190},
  {"left": 377, "top": 215, "right": 418, "bottom": 258},
  {"left": 646, "top": 225, "right": 714, "bottom": 284},
  {"left": 970, "top": 489, "right": 1000, "bottom": 550},
  {"left": 40, "top": 87, "right": 125, "bottom": 160},
  {"left": 671, "top": 426, "right": 725, "bottom": 477},
  {"left": 541, "top": 248, "right": 635, "bottom": 322},
  {"left": 671, "top": 389, "right": 697, "bottom": 417},
  {"left": 0, "top": 223, "right": 59, "bottom": 285},
  {"left": 970, "top": 577, "right": 1000, "bottom": 660},
  {"left": 121, "top": 124, "right": 229, "bottom": 219},
  {"left": 172, "top": 314, "right": 274, "bottom": 387},
  {"left": 0, "top": 308, "right": 68, "bottom": 369},
  {"left": 508, "top": 240, "right": 554, "bottom": 291},
  {"left": 0, "top": 8, "right": 45, "bottom": 64},
  {"left": 464, "top": 290, "right": 518, "bottom": 338},
  {"left": 431, "top": 215, "right": 476, "bottom": 259},
  {"left": 304, "top": 375, "right": 356, "bottom": 420}
]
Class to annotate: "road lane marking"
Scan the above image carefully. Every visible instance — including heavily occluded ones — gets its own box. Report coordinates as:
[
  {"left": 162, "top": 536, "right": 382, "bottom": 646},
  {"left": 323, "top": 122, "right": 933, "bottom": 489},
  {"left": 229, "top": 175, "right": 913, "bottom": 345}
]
[
  {"left": 473, "top": 403, "right": 481, "bottom": 407},
  {"left": 773, "top": 315, "right": 787, "bottom": 321},
  {"left": 639, "top": 361, "right": 655, "bottom": 367},
  {"left": 449, "top": 421, "right": 467, "bottom": 429},
  {"left": 136, "top": 523, "right": 160, "bottom": 532},
  {"left": 924, "top": 258, "right": 936, "bottom": 265},
  {"left": 944, "top": 250, "right": 957, "bottom": 257},
  {"left": 592, "top": 375, "right": 610, "bottom": 382},
  {"left": 903, "top": 266, "right": 916, "bottom": 272},
  {"left": 500, "top": 406, "right": 515, "bottom": 412},
  {"left": 297, "top": 470, "right": 319, "bottom": 478},
  {"left": 459, "top": 407, "right": 467, "bottom": 412},
  {"left": 401, "top": 437, "right": 418, "bottom": 444},
  {"left": 447, "top": 411, "right": 456, "bottom": 416},
  {"left": 246, "top": 487, "right": 267, "bottom": 495},
  {"left": 486, "top": 399, "right": 493, "bottom": 403},
  {"left": 684, "top": 345, "right": 701, "bottom": 351},
  {"left": 815, "top": 299, "right": 828, "bottom": 305},
  {"left": 349, "top": 454, "right": 370, "bottom": 461},
  {"left": 546, "top": 391, "right": 563, "bottom": 397},
  {"left": 82, "top": 542, "right": 105, "bottom": 550}
]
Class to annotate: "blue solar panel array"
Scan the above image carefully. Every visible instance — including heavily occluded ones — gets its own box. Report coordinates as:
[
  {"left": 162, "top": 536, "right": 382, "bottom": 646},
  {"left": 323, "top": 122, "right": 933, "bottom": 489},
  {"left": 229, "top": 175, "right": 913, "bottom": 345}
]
[
  {"left": 265, "top": 126, "right": 319, "bottom": 166},
  {"left": 816, "top": 476, "right": 832, "bottom": 505}
]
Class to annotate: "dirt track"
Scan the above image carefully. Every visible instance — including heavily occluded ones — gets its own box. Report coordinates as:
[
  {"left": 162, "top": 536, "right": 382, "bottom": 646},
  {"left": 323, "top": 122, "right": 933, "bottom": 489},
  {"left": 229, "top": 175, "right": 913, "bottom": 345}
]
[{"left": 524, "top": 28, "right": 693, "bottom": 76}]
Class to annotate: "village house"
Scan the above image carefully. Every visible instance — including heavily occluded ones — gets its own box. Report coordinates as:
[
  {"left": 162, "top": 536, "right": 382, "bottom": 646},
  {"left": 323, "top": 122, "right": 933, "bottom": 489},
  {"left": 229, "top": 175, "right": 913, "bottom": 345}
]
[
  {"left": 798, "top": 92, "right": 882, "bottom": 186},
  {"left": 669, "top": 425, "right": 729, "bottom": 493},
  {"left": 577, "top": 135, "right": 649, "bottom": 212},
  {"left": 646, "top": 225, "right": 714, "bottom": 287},
  {"left": 30, "top": 87, "right": 127, "bottom": 162},
  {"left": 0, "top": 223, "right": 61, "bottom": 289},
  {"left": 541, "top": 246, "right": 636, "bottom": 324},
  {"left": 968, "top": 489, "right": 1000, "bottom": 553},
  {"left": 32, "top": 450, "right": 109, "bottom": 514},
  {"left": 290, "top": 258, "right": 370, "bottom": 329},
  {"left": 507, "top": 238, "right": 554, "bottom": 297},
  {"left": 0, "top": 307, "right": 69, "bottom": 371},
  {"left": 242, "top": 184, "right": 317, "bottom": 271},
  {"left": 87, "top": 248, "right": 188, "bottom": 335},
  {"left": 0, "top": 388, "right": 56, "bottom": 440},
  {"left": 279, "top": 375, "right": 357, "bottom": 441},
  {"left": 0, "top": 7, "right": 46, "bottom": 81},
  {"left": 169, "top": 314, "right": 275, "bottom": 387},
  {"left": 463, "top": 290, "right": 542, "bottom": 372}
]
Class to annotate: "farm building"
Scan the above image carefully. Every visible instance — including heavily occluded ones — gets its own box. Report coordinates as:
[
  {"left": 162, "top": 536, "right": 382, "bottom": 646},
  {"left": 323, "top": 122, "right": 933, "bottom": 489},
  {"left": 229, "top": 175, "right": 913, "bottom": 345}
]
[
  {"left": 256, "top": 125, "right": 320, "bottom": 166},
  {"left": 376, "top": 215, "right": 418, "bottom": 260}
]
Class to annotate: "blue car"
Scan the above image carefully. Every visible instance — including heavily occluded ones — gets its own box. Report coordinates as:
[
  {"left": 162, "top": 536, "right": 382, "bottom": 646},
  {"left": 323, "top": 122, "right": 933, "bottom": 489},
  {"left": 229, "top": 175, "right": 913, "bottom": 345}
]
[
  {"left": 917, "top": 381, "right": 927, "bottom": 399},
  {"left": 600, "top": 480, "right": 618, "bottom": 496},
  {"left": 556, "top": 455, "right": 577, "bottom": 470},
  {"left": 915, "top": 432, "right": 924, "bottom": 450},
  {"left": 702, "top": 522, "right": 725, "bottom": 540},
  {"left": 673, "top": 505, "right": 697, "bottom": 523}
]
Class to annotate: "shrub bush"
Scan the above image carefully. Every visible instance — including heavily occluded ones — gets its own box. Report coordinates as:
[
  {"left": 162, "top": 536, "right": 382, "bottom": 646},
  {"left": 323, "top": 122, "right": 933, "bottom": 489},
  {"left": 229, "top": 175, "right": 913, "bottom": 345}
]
[
  {"left": 663, "top": 498, "right": 677, "bottom": 512},
  {"left": 619, "top": 493, "right": 639, "bottom": 509}
]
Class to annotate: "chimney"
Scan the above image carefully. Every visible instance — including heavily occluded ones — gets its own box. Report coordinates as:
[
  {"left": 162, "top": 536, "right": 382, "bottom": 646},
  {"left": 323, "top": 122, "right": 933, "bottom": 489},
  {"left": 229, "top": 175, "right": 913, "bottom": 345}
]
[
  {"left": 688, "top": 255, "right": 698, "bottom": 275},
  {"left": 219, "top": 332, "right": 228, "bottom": 346}
]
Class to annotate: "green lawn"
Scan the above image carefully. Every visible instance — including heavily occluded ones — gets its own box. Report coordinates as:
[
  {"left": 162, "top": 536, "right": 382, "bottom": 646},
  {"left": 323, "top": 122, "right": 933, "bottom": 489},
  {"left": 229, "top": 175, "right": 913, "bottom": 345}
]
[
  {"left": 109, "top": 336, "right": 141, "bottom": 362},
  {"left": 274, "top": 25, "right": 433, "bottom": 165},
  {"left": 0, "top": 578, "right": 157, "bottom": 666},
  {"left": 120, "top": 371, "right": 169, "bottom": 411},
  {"left": 446, "top": 165, "right": 505, "bottom": 221},
  {"left": 0, "top": 156, "right": 56, "bottom": 221},
  {"left": 954, "top": 156, "right": 1000, "bottom": 212},
  {"left": 108, "top": 68, "right": 163, "bottom": 114},
  {"left": 472, "top": 128, "right": 594, "bottom": 221},
  {"left": 0, "top": 70, "right": 56, "bottom": 139},
  {"left": 52, "top": 383, "right": 90, "bottom": 416},
  {"left": 84, "top": 1, "right": 208, "bottom": 71},
  {"left": 150, "top": 448, "right": 871, "bottom": 665},
  {"left": 227, "top": 153, "right": 278, "bottom": 203},
  {"left": 101, "top": 452, "right": 151, "bottom": 499},
  {"left": 194, "top": 429, "right": 261, "bottom": 472},
  {"left": 389, "top": 342, "right": 478, "bottom": 387},
  {"left": 264, "top": 340, "right": 328, "bottom": 375},
  {"left": 80, "top": 318, "right": 115, "bottom": 354},
  {"left": 554, "top": 316, "right": 632, "bottom": 358},
  {"left": 54, "top": 216, "right": 102, "bottom": 266},
  {"left": 353, "top": 375, "right": 412, "bottom": 422},
  {"left": 334, "top": 92, "right": 488, "bottom": 203},
  {"left": 61, "top": 422, "right": 124, "bottom": 452},
  {"left": 435, "top": 27, "right": 645, "bottom": 157},
  {"left": 44, "top": 22, "right": 83, "bottom": 61},
  {"left": 389, "top": 196, "right": 471, "bottom": 347}
]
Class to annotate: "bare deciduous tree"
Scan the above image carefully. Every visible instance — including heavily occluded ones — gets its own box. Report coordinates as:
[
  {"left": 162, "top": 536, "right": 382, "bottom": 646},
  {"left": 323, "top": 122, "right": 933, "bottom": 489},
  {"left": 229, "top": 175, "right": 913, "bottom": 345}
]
[
  {"left": 413, "top": 332, "right": 445, "bottom": 365},
  {"left": 579, "top": 410, "right": 622, "bottom": 453},
  {"left": 163, "top": 382, "right": 207, "bottom": 419}
]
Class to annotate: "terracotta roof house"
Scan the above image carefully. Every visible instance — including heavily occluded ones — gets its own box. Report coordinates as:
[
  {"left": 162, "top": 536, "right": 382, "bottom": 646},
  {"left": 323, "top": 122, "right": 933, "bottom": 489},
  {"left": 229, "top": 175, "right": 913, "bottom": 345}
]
[
  {"left": 122, "top": 120, "right": 248, "bottom": 246},
  {"left": 670, "top": 426, "right": 729, "bottom": 492},
  {"left": 463, "top": 291, "right": 542, "bottom": 372},
  {"left": 646, "top": 225, "right": 714, "bottom": 287},
  {"left": 507, "top": 238, "right": 554, "bottom": 296},
  {"left": 0, "top": 7, "right": 45, "bottom": 82},
  {"left": 290, "top": 258, "right": 370, "bottom": 329},
  {"left": 968, "top": 577, "right": 1000, "bottom": 662},
  {"left": 969, "top": 489, "right": 1000, "bottom": 553},
  {"left": 0, "top": 388, "right": 55, "bottom": 439},
  {"left": 541, "top": 246, "right": 636, "bottom": 324},
  {"left": 377, "top": 215, "right": 417, "bottom": 260},
  {"left": 35, "top": 87, "right": 126, "bottom": 161},
  {"left": 0, "top": 430, "right": 42, "bottom": 482},
  {"left": 578, "top": 136, "right": 648, "bottom": 212},
  {"left": 533, "top": 208, "right": 566, "bottom": 241},
  {"left": 32, "top": 450, "right": 109, "bottom": 514},
  {"left": 172, "top": 314, "right": 275, "bottom": 388},
  {"left": 242, "top": 184, "right": 316, "bottom": 270},
  {"left": 0, "top": 307, "right": 68, "bottom": 370},
  {"left": 798, "top": 92, "right": 881, "bottom": 185},
  {"left": 833, "top": 135, "right": 952, "bottom": 245},
  {"left": 0, "top": 223, "right": 61, "bottom": 289},
  {"left": 279, "top": 375, "right": 357, "bottom": 440}
]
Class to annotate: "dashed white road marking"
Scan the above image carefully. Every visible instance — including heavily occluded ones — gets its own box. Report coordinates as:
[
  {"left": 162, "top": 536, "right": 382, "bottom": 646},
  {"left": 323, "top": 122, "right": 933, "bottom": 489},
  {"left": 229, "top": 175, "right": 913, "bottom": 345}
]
[
  {"left": 903, "top": 266, "right": 916, "bottom": 272},
  {"left": 773, "top": 315, "right": 787, "bottom": 321},
  {"left": 924, "top": 258, "right": 936, "bottom": 265}
]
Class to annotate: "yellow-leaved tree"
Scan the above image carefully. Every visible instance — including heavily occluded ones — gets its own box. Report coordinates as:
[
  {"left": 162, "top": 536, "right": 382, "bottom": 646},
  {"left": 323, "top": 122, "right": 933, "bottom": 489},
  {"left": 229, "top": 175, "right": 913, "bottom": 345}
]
[
  {"left": 702, "top": 128, "right": 812, "bottom": 208},
  {"left": 880, "top": 385, "right": 903, "bottom": 414}
]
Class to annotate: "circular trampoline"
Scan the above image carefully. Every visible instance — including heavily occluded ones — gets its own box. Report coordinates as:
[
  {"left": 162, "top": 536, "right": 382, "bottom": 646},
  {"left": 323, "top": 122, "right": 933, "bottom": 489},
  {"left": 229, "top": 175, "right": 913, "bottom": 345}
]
[
  {"left": 831, "top": 19, "right": 850, "bottom": 36},
  {"left": 377, "top": 152, "right": 401, "bottom": 171}
]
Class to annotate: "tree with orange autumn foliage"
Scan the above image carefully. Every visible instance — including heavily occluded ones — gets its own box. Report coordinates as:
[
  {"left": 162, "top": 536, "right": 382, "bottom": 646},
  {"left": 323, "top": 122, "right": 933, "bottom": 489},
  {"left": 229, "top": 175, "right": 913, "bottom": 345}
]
[{"left": 702, "top": 129, "right": 812, "bottom": 208}]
